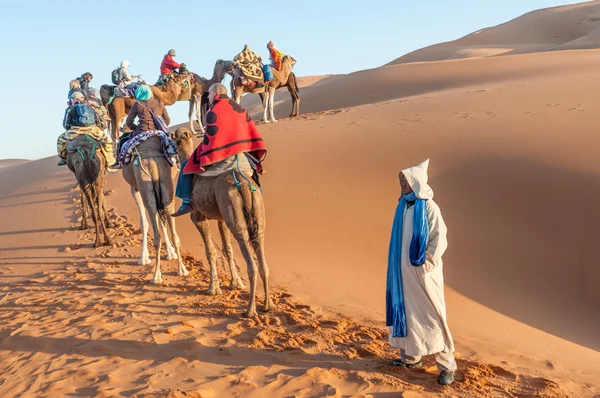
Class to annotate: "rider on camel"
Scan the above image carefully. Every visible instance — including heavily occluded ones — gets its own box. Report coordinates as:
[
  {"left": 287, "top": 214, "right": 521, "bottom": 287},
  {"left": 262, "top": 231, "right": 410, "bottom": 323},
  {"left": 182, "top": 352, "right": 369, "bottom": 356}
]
[{"left": 171, "top": 83, "right": 267, "bottom": 217}]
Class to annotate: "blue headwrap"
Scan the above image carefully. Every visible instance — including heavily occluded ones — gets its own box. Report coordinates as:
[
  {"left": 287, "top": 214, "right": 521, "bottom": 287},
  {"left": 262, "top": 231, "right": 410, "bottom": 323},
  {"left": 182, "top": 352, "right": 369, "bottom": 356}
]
[
  {"left": 135, "top": 85, "right": 153, "bottom": 101},
  {"left": 385, "top": 191, "right": 430, "bottom": 338}
]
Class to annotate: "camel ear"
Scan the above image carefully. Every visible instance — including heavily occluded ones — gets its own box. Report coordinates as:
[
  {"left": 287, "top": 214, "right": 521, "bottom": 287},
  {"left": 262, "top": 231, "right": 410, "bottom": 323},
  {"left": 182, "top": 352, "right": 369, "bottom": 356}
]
[{"left": 185, "top": 129, "right": 192, "bottom": 139}]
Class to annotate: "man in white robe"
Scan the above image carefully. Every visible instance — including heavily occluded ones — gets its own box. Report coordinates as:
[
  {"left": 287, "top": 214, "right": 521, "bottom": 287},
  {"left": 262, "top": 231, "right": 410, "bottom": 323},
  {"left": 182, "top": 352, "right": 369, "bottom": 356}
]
[{"left": 387, "top": 159, "right": 456, "bottom": 386}]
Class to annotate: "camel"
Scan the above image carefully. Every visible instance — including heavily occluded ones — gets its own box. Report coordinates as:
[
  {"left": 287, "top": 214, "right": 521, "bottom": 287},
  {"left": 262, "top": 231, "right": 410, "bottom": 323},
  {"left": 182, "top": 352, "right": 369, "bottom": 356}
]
[
  {"left": 101, "top": 73, "right": 188, "bottom": 141},
  {"left": 182, "top": 60, "right": 234, "bottom": 132},
  {"left": 122, "top": 136, "right": 189, "bottom": 283},
  {"left": 66, "top": 135, "right": 112, "bottom": 247},
  {"left": 259, "top": 71, "right": 300, "bottom": 118},
  {"left": 171, "top": 127, "right": 272, "bottom": 318},
  {"left": 231, "top": 56, "right": 297, "bottom": 123}
]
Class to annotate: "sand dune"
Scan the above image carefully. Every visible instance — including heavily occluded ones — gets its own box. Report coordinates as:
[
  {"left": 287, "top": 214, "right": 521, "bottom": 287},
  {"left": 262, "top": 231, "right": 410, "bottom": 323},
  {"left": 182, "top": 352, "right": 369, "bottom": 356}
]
[
  {"left": 0, "top": 158, "right": 29, "bottom": 171},
  {"left": 261, "top": 49, "right": 600, "bottom": 122},
  {"left": 389, "top": 0, "right": 600, "bottom": 65},
  {"left": 2, "top": 2, "right": 600, "bottom": 396}
]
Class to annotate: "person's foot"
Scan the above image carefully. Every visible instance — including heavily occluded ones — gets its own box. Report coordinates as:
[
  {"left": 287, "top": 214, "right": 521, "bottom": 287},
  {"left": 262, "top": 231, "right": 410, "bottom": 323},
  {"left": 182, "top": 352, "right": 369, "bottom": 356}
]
[
  {"left": 171, "top": 203, "right": 193, "bottom": 217},
  {"left": 106, "top": 167, "right": 119, "bottom": 174},
  {"left": 389, "top": 359, "right": 423, "bottom": 369},
  {"left": 438, "top": 370, "right": 455, "bottom": 385},
  {"left": 57, "top": 159, "right": 67, "bottom": 166},
  {"left": 255, "top": 82, "right": 265, "bottom": 88},
  {"left": 109, "top": 161, "right": 122, "bottom": 169}
]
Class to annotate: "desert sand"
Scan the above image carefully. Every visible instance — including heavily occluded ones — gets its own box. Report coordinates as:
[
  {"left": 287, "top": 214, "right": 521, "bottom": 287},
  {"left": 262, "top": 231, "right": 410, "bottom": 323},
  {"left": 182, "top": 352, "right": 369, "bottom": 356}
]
[{"left": 1, "top": 2, "right": 600, "bottom": 397}]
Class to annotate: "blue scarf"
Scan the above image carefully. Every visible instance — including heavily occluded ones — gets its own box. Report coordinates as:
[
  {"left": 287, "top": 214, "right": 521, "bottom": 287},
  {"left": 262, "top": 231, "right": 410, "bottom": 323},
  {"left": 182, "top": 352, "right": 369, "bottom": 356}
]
[{"left": 386, "top": 192, "right": 430, "bottom": 338}]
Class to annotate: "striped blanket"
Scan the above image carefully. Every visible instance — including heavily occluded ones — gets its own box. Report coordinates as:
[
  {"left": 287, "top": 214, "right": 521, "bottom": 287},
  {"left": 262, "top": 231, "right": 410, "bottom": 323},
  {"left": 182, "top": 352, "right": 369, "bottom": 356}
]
[
  {"left": 118, "top": 131, "right": 177, "bottom": 166},
  {"left": 57, "top": 126, "right": 116, "bottom": 167}
]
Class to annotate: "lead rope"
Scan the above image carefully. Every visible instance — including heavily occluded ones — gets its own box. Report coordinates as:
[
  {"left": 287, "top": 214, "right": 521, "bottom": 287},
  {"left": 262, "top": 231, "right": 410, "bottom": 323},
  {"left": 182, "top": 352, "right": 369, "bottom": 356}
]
[{"left": 231, "top": 154, "right": 256, "bottom": 192}]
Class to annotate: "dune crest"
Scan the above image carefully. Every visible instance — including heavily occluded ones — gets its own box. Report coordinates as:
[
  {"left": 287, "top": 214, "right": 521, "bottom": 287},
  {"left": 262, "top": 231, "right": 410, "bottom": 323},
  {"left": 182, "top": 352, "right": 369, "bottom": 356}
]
[{"left": 388, "top": 0, "right": 600, "bottom": 65}]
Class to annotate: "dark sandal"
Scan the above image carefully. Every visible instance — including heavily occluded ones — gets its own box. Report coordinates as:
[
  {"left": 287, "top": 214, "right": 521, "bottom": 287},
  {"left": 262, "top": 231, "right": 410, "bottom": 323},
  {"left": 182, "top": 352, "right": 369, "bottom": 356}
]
[{"left": 390, "top": 359, "right": 423, "bottom": 369}]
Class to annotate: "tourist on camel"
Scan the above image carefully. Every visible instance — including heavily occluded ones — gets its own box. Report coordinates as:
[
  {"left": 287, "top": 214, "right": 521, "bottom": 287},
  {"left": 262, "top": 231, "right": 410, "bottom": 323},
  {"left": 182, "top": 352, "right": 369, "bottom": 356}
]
[
  {"left": 157, "top": 49, "right": 188, "bottom": 84},
  {"left": 267, "top": 41, "right": 285, "bottom": 71},
  {"left": 233, "top": 44, "right": 265, "bottom": 89},
  {"left": 171, "top": 83, "right": 267, "bottom": 217},
  {"left": 160, "top": 49, "right": 181, "bottom": 76},
  {"left": 110, "top": 85, "right": 171, "bottom": 169},
  {"left": 67, "top": 80, "right": 85, "bottom": 105},
  {"left": 114, "top": 60, "right": 141, "bottom": 98},
  {"left": 56, "top": 92, "right": 117, "bottom": 171},
  {"left": 77, "top": 72, "right": 93, "bottom": 98}
]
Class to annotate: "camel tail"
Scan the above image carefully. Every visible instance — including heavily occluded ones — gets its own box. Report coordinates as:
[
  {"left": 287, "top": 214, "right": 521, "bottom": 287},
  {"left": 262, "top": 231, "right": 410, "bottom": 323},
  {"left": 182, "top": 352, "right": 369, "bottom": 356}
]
[
  {"left": 75, "top": 148, "right": 99, "bottom": 211},
  {"left": 151, "top": 178, "right": 165, "bottom": 211},
  {"left": 235, "top": 170, "right": 261, "bottom": 253}
]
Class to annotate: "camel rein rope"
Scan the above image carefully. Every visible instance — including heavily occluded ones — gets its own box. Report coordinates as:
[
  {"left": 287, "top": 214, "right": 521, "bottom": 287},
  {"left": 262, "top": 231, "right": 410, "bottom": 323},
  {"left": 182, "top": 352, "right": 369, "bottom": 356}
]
[
  {"left": 76, "top": 136, "right": 97, "bottom": 161},
  {"left": 133, "top": 147, "right": 168, "bottom": 177},
  {"left": 231, "top": 155, "right": 258, "bottom": 193}
]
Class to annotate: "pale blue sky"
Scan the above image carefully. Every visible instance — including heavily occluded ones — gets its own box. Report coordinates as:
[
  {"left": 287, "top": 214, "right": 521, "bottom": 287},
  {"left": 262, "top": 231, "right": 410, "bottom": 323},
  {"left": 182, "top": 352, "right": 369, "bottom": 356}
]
[{"left": 0, "top": 0, "right": 576, "bottom": 160}]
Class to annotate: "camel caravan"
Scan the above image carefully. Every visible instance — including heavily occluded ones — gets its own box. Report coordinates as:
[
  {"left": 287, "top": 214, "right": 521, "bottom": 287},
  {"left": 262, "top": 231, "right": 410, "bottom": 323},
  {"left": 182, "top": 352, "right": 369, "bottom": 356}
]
[{"left": 55, "top": 42, "right": 296, "bottom": 317}]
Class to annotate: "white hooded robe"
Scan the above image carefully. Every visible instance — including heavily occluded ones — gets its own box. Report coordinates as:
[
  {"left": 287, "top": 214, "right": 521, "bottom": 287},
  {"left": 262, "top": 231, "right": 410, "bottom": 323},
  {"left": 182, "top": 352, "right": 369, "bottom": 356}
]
[{"left": 388, "top": 159, "right": 455, "bottom": 356}]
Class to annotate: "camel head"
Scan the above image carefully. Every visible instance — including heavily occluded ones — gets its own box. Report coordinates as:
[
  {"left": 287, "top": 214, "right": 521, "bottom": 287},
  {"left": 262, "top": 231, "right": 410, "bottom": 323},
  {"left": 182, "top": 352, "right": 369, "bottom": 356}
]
[
  {"left": 171, "top": 127, "right": 195, "bottom": 162},
  {"left": 284, "top": 55, "right": 297, "bottom": 68},
  {"left": 215, "top": 59, "right": 235, "bottom": 77}
]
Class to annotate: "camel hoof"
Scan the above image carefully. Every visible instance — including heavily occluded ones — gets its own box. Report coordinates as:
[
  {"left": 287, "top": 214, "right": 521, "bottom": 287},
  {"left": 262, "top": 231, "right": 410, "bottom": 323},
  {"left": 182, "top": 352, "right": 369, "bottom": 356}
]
[
  {"left": 178, "top": 267, "right": 190, "bottom": 277},
  {"left": 263, "top": 120, "right": 271, "bottom": 124},
  {"left": 262, "top": 302, "right": 274, "bottom": 313},
  {"left": 230, "top": 280, "right": 246, "bottom": 290},
  {"left": 166, "top": 251, "right": 178, "bottom": 261},
  {"left": 94, "top": 241, "right": 102, "bottom": 248},
  {"left": 271, "top": 119, "right": 278, "bottom": 123},
  {"left": 242, "top": 310, "right": 258, "bottom": 318},
  {"left": 104, "top": 239, "right": 112, "bottom": 246},
  {"left": 80, "top": 225, "right": 88, "bottom": 231},
  {"left": 150, "top": 276, "right": 163, "bottom": 284},
  {"left": 138, "top": 257, "right": 151, "bottom": 265},
  {"left": 106, "top": 223, "right": 115, "bottom": 229},
  {"left": 205, "top": 287, "right": 222, "bottom": 296}
]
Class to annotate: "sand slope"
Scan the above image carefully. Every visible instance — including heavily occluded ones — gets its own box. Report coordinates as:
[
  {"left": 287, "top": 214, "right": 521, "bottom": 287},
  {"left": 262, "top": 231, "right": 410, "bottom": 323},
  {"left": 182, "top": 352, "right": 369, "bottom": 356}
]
[
  {"left": 389, "top": 0, "right": 600, "bottom": 65},
  {"left": 0, "top": 160, "right": 573, "bottom": 397}
]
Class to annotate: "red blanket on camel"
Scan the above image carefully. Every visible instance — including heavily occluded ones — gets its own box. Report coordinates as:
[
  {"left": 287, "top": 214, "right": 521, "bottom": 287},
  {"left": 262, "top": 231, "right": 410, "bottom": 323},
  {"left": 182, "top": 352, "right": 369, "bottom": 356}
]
[{"left": 183, "top": 94, "right": 267, "bottom": 175}]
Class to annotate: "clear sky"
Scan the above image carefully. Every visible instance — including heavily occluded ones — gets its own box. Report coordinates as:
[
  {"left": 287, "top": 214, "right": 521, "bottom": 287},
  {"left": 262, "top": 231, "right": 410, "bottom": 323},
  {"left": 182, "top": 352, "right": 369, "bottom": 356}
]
[{"left": 0, "top": 0, "right": 577, "bottom": 160}]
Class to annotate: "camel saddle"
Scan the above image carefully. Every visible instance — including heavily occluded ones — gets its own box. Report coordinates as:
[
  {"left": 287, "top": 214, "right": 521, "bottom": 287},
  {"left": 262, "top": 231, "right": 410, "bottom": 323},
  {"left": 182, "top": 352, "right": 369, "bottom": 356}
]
[{"left": 66, "top": 135, "right": 100, "bottom": 159}]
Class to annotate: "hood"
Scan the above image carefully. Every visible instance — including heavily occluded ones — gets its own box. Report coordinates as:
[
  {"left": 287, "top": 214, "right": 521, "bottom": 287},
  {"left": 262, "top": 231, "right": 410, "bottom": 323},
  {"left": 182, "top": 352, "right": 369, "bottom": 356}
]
[{"left": 401, "top": 159, "right": 434, "bottom": 200}]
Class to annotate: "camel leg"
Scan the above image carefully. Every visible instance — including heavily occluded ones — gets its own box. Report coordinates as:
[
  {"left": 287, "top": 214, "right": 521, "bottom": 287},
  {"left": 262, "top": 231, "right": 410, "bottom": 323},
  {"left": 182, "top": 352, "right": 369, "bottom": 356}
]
[
  {"left": 95, "top": 183, "right": 112, "bottom": 246},
  {"left": 147, "top": 206, "right": 163, "bottom": 284},
  {"left": 196, "top": 96, "right": 205, "bottom": 134},
  {"left": 131, "top": 187, "right": 151, "bottom": 265},
  {"left": 82, "top": 185, "right": 103, "bottom": 248},
  {"left": 191, "top": 211, "right": 222, "bottom": 295},
  {"left": 293, "top": 95, "right": 300, "bottom": 117},
  {"left": 218, "top": 221, "right": 245, "bottom": 290},
  {"left": 160, "top": 219, "right": 178, "bottom": 260},
  {"left": 163, "top": 210, "right": 188, "bottom": 277},
  {"left": 79, "top": 189, "right": 89, "bottom": 230},
  {"left": 237, "top": 240, "right": 259, "bottom": 318},
  {"left": 234, "top": 88, "right": 243, "bottom": 105},
  {"left": 268, "top": 88, "right": 278, "bottom": 123},
  {"left": 255, "top": 240, "right": 273, "bottom": 312},
  {"left": 188, "top": 98, "right": 196, "bottom": 133},
  {"left": 103, "top": 198, "right": 113, "bottom": 229},
  {"left": 262, "top": 90, "right": 270, "bottom": 123}
]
